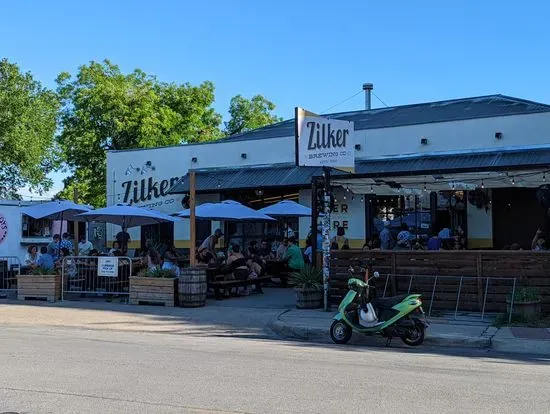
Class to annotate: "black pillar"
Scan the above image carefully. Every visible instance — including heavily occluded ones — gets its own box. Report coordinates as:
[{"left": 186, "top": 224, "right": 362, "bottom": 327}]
[
  {"left": 311, "top": 178, "right": 318, "bottom": 267},
  {"left": 364, "top": 194, "right": 376, "bottom": 241},
  {"left": 430, "top": 191, "right": 438, "bottom": 233}
]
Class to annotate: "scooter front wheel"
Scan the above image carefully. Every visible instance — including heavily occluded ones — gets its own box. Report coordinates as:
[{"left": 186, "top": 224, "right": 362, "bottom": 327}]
[
  {"left": 330, "top": 320, "right": 352, "bottom": 344},
  {"left": 401, "top": 323, "right": 425, "bottom": 346}
]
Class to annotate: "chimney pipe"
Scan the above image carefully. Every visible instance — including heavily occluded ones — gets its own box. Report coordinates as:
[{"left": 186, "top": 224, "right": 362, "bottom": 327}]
[{"left": 362, "top": 83, "right": 373, "bottom": 110}]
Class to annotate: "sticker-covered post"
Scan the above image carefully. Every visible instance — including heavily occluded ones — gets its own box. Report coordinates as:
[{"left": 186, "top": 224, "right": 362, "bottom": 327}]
[{"left": 295, "top": 107, "right": 355, "bottom": 311}]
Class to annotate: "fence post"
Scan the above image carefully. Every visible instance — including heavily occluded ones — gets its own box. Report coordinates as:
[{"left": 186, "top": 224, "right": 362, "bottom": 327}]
[
  {"left": 508, "top": 278, "right": 517, "bottom": 325},
  {"left": 454, "top": 276, "right": 464, "bottom": 320},
  {"left": 481, "top": 277, "right": 490, "bottom": 321},
  {"left": 428, "top": 275, "right": 438, "bottom": 318}
]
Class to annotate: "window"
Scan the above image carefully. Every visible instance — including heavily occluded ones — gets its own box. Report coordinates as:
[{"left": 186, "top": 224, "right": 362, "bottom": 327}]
[{"left": 22, "top": 215, "right": 51, "bottom": 238}]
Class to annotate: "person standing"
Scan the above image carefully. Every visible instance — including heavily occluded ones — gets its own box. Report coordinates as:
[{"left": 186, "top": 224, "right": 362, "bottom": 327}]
[
  {"left": 197, "top": 229, "right": 223, "bottom": 264},
  {"left": 379, "top": 222, "right": 393, "bottom": 250},
  {"left": 78, "top": 235, "right": 93, "bottom": 256},
  {"left": 116, "top": 230, "right": 131, "bottom": 253},
  {"left": 284, "top": 237, "right": 305, "bottom": 272},
  {"left": 60, "top": 232, "right": 74, "bottom": 254}
]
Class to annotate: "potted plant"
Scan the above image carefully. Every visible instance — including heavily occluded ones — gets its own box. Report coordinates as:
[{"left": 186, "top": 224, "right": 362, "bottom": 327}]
[
  {"left": 129, "top": 268, "right": 178, "bottom": 307},
  {"left": 290, "top": 265, "right": 323, "bottom": 309},
  {"left": 506, "top": 287, "right": 542, "bottom": 321},
  {"left": 17, "top": 267, "right": 61, "bottom": 302}
]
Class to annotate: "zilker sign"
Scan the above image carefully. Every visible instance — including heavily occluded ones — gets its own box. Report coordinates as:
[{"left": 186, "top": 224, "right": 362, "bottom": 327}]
[
  {"left": 295, "top": 107, "right": 355, "bottom": 172},
  {"left": 121, "top": 176, "right": 182, "bottom": 209}
]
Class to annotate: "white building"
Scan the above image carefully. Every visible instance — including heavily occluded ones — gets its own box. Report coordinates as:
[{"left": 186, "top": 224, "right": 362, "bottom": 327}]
[{"left": 106, "top": 94, "right": 550, "bottom": 251}]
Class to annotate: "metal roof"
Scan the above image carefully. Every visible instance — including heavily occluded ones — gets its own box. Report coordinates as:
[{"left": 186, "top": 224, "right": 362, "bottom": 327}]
[
  {"left": 220, "top": 95, "right": 550, "bottom": 143},
  {"left": 167, "top": 148, "right": 550, "bottom": 193}
]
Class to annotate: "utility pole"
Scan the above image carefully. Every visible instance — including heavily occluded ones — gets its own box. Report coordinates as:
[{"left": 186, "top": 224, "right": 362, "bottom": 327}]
[
  {"left": 189, "top": 171, "right": 197, "bottom": 266},
  {"left": 73, "top": 187, "right": 79, "bottom": 256}
]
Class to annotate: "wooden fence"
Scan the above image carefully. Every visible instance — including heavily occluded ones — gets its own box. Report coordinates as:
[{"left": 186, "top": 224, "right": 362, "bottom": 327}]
[{"left": 329, "top": 250, "right": 550, "bottom": 313}]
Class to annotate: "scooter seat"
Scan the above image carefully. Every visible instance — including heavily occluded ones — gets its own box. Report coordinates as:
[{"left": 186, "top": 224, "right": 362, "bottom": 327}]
[{"left": 372, "top": 295, "right": 408, "bottom": 309}]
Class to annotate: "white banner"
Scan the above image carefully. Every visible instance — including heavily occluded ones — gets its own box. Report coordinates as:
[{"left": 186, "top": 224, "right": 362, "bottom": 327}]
[
  {"left": 296, "top": 108, "right": 355, "bottom": 171},
  {"left": 97, "top": 257, "right": 119, "bottom": 278}
]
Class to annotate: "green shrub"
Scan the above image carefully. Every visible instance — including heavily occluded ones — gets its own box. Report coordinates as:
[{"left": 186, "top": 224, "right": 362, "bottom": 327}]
[
  {"left": 508, "top": 287, "right": 541, "bottom": 302},
  {"left": 29, "top": 267, "right": 57, "bottom": 275},
  {"left": 290, "top": 265, "right": 323, "bottom": 290},
  {"left": 138, "top": 267, "right": 176, "bottom": 278}
]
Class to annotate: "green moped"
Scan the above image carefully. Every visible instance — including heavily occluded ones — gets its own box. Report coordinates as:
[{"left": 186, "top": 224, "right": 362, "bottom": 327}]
[{"left": 330, "top": 264, "right": 428, "bottom": 346}]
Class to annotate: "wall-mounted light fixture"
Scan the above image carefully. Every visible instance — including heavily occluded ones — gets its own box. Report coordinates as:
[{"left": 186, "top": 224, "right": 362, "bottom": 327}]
[
  {"left": 355, "top": 144, "right": 361, "bottom": 150},
  {"left": 255, "top": 189, "right": 264, "bottom": 197},
  {"left": 140, "top": 161, "right": 155, "bottom": 175},
  {"left": 241, "top": 153, "right": 247, "bottom": 159},
  {"left": 191, "top": 157, "right": 198, "bottom": 163},
  {"left": 495, "top": 132, "right": 503, "bottom": 139},
  {"left": 125, "top": 164, "right": 140, "bottom": 176},
  {"left": 420, "top": 138, "right": 429, "bottom": 145}
]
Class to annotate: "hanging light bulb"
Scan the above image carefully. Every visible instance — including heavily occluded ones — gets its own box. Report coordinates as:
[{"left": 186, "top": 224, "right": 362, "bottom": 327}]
[
  {"left": 370, "top": 185, "right": 374, "bottom": 193},
  {"left": 346, "top": 186, "right": 350, "bottom": 192},
  {"left": 451, "top": 183, "right": 455, "bottom": 191},
  {"left": 217, "top": 179, "right": 221, "bottom": 189},
  {"left": 423, "top": 183, "right": 427, "bottom": 192},
  {"left": 481, "top": 180, "right": 485, "bottom": 189},
  {"left": 511, "top": 177, "right": 515, "bottom": 185},
  {"left": 360, "top": 195, "right": 364, "bottom": 203},
  {"left": 343, "top": 194, "right": 347, "bottom": 201}
]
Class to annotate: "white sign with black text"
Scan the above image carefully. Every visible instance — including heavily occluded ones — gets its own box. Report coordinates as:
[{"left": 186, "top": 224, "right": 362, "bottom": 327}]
[
  {"left": 97, "top": 257, "right": 119, "bottom": 278},
  {"left": 296, "top": 108, "right": 355, "bottom": 171}
]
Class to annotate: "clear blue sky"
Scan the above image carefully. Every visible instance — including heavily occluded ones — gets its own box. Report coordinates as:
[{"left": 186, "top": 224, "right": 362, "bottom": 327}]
[{"left": 2, "top": 0, "right": 549, "bottom": 196}]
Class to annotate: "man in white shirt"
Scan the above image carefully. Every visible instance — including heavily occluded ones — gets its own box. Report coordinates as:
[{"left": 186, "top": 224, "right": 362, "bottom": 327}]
[{"left": 78, "top": 235, "right": 94, "bottom": 256}]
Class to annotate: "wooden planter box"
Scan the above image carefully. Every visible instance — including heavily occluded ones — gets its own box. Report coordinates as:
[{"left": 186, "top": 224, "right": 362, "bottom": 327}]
[
  {"left": 17, "top": 274, "right": 61, "bottom": 302},
  {"left": 295, "top": 287, "right": 322, "bottom": 309},
  {"left": 129, "top": 276, "right": 177, "bottom": 307}
]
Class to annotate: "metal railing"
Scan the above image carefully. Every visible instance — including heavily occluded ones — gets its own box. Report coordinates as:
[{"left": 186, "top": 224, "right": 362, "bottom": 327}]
[
  {"left": 61, "top": 256, "right": 133, "bottom": 301},
  {"left": 0, "top": 256, "right": 21, "bottom": 298},
  {"left": 375, "top": 273, "right": 517, "bottom": 323}
]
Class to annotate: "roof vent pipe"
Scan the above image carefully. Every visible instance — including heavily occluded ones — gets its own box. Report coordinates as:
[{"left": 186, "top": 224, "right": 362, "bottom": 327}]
[{"left": 362, "top": 83, "right": 373, "bottom": 110}]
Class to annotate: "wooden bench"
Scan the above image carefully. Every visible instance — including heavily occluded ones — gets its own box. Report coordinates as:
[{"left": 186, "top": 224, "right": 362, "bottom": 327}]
[{"left": 208, "top": 276, "right": 272, "bottom": 300}]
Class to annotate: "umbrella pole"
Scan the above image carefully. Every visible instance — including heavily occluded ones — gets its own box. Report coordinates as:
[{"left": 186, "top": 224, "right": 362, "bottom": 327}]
[
  {"left": 189, "top": 171, "right": 197, "bottom": 266},
  {"left": 57, "top": 212, "right": 64, "bottom": 258}
]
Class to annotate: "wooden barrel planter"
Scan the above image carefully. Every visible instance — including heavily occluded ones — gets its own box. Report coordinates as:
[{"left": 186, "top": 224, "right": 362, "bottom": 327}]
[
  {"left": 294, "top": 287, "right": 322, "bottom": 309},
  {"left": 17, "top": 274, "right": 61, "bottom": 302},
  {"left": 179, "top": 267, "right": 207, "bottom": 308}
]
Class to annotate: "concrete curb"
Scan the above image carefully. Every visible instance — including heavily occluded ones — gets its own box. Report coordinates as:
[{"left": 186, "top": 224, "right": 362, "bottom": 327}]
[{"left": 268, "top": 316, "right": 491, "bottom": 349}]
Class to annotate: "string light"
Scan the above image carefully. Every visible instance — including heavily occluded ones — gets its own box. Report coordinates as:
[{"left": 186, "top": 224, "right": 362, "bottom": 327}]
[
  {"left": 481, "top": 180, "right": 484, "bottom": 189},
  {"left": 423, "top": 183, "right": 427, "bottom": 192},
  {"left": 360, "top": 195, "right": 364, "bottom": 203},
  {"left": 217, "top": 180, "right": 221, "bottom": 189},
  {"left": 343, "top": 193, "right": 347, "bottom": 201},
  {"left": 511, "top": 177, "right": 515, "bottom": 185},
  {"left": 370, "top": 185, "right": 374, "bottom": 193},
  {"left": 451, "top": 183, "right": 456, "bottom": 191}
]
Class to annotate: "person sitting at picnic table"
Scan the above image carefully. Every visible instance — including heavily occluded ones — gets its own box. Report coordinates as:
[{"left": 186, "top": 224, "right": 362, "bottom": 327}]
[
  {"left": 36, "top": 246, "right": 54, "bottom": 271},
  {"left": 427, "top": 231, "right": 442, "bottom": 250},
  {"left": 276, "top": 238, "right": 289, "bottom": 260},
  {"left": 116, "top": 230, "right": 131, "bottom": 254},
  {"left": 109, "top": 241, "right": 122, "bottom": 256},
  {"left": 247, "top": 240, "right": 259, "bottom": 258},
  {"left": 225, "top": 244, "right": 249, "bottom": 280},
  {"left": 197, "top": 229, "right": 223, "bottom": 265},
  {"left": 78, "top": 235, "right": 93, "bottom": 256},
  {"left": 162, "top": 245, "right": 180, "bottom": 276},
  {"left": 259, "top": 239, "right": 273, "bottom": 259},
  {"left": 24, "top": 245, "right": 41, "bottom": 269},
  {"left": 147, "top": 248, "right": 162, "bottom": 271},
  {"left": 284, "top": 236, "right": 305, "bottom": 272}
]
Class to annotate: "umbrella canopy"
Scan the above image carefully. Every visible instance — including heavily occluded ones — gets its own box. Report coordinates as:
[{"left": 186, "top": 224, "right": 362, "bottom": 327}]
[
  {"left": 21, "top": 200, "right": 92, "bottom": 221},
  {"left": 76, "top": 204, "right": 180, "bottom": 229},
  {"left": 177, "top": 200, "right": 275, "bottom": 222},
  {"left": 258, "top": 200, "right": 311, "bottom": 217}
]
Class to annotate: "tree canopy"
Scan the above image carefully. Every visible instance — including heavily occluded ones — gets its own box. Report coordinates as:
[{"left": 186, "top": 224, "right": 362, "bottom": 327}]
[
  {"left": 56, "top": 60, "right": 222, "bottom": 206},
  {"left": 225, "top": 94, "right": 282, "bottom": 136},
  {"left": 0, "top": 59, "right": 59, "bottom": 199}
]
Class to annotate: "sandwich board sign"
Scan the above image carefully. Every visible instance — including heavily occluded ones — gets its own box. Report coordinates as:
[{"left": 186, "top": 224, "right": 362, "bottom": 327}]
[{"left": 295, "top": 107, "right": 355, "bottom": 173}]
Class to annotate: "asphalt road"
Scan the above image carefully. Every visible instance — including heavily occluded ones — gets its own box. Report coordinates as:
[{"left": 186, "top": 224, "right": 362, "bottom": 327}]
[{"left": 0, "top": 325, "right": 549, "bottom": 413}]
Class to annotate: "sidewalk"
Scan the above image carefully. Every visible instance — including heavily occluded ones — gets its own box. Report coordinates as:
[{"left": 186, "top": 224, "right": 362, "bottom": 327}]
[{"left": 268, "top": 309, "right": 550, "bottom": 356}]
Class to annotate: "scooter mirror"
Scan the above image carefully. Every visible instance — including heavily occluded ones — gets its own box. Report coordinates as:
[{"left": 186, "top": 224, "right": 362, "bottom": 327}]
[{"left": 373, "top": 271, "right": 380, "bottom": 278}]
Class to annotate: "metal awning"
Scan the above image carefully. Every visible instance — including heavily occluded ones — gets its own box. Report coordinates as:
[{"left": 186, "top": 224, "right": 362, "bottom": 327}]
[{"left": 167, "top": 148, "right": 550, "bottom": 194}]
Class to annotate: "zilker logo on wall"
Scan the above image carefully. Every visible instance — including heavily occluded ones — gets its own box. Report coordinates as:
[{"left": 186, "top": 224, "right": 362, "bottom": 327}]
[
  {"left": 0, "top": 213, "right": 8, "bottom": 245},
  {"left": 120, "top": 174, "right": 183, "bottom": 211}
]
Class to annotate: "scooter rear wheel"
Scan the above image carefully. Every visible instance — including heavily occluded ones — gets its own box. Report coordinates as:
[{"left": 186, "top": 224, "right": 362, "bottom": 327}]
[
  {"left": 330, "top": 320, "right": 352, "bottom": 344},
  {"left": 401, "top": 323, "right": 425, "bottom": 346}
]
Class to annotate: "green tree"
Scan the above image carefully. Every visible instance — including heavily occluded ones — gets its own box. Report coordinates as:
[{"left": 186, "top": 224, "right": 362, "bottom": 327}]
[
  {"left": 225, "top": 94, "right": 282, "bottom": 136},
  {"left": 56, "top": 59, "right": 222, "bottom": 206},
  {"left": 0, "top": 59, "right": 60, "bottom": 199}
]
